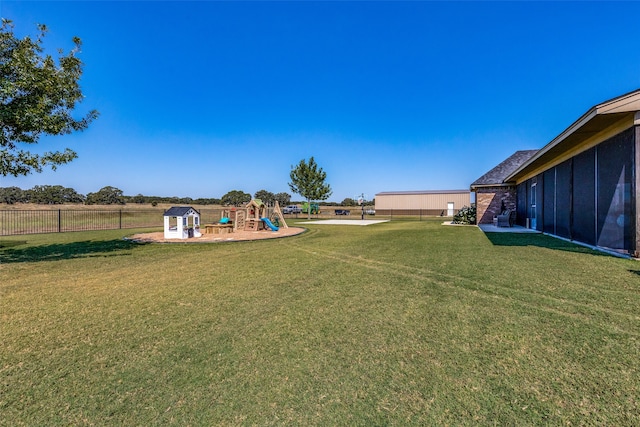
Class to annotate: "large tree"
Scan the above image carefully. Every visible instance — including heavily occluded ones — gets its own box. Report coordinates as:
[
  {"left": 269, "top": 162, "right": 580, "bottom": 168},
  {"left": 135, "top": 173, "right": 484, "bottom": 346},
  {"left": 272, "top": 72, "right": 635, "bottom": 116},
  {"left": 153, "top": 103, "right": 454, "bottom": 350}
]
[
  {"left": 274, "top": 192, "right": 291, "bottom": 206},
  {"left": 221, "top": 190, "right": 251, "bottom": 207},
  {"left": 0, "top": 20, "right": 99, "bottom": 176},
  {"left": 289, "top": 157, "right": 332, "bottom": 219},
  {"left": 341, "top": 197, "right": 357, "bottom": 207},
  {"left": 85, "top": 186, "right": 125, "bottom": 205},
  {"left": 0, "top": 186, "right": 26, "bottom": 204},
  {"left": 254, "top": 189, "right": 275, "bottom": 204},
  {"left": 28, "top": 184, "right": 84, "bottom": 204}
]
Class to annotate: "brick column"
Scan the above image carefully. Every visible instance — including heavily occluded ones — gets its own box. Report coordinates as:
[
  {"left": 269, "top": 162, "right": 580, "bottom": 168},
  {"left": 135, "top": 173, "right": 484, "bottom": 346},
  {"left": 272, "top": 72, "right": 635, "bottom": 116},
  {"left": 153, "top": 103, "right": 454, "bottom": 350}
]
[{"left": 475, "top": 186, "right": 517, "bottom": 224}]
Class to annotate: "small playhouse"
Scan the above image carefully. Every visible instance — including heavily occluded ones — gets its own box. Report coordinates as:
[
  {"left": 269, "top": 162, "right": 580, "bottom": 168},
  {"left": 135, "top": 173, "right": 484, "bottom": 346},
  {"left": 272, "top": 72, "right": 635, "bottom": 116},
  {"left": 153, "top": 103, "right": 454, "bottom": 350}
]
[{"left": 163, "top": 206, "right": 202, "bottom": 239}]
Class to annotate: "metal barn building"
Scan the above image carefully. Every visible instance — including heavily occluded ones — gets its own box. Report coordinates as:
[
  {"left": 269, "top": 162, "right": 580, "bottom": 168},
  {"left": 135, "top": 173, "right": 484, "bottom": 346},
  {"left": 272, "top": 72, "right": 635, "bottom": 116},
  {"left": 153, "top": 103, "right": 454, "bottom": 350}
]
[{"left": 375, "top": 190, "right": 471, "bottom": 216}]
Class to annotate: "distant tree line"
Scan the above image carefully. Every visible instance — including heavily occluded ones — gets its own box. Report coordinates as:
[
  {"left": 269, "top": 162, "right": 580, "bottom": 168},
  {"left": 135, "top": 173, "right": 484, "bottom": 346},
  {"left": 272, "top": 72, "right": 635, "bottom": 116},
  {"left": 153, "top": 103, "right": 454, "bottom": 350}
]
[
  {"left": 338, "top": 197, "right": 375, "bottom": 207},
  {"left": 0, "top": 185, "right": 295, "bottom": 206}
]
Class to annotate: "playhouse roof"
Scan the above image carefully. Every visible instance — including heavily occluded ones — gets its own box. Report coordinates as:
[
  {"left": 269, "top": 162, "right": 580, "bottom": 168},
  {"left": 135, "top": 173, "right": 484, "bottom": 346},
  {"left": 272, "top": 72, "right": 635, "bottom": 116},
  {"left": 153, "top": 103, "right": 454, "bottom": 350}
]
[
  {"left": 163, "top": 206, "right": 200, "bottom": 217},
  {"left": 246, "top": 199, "right": 265, "bottom": 207}
]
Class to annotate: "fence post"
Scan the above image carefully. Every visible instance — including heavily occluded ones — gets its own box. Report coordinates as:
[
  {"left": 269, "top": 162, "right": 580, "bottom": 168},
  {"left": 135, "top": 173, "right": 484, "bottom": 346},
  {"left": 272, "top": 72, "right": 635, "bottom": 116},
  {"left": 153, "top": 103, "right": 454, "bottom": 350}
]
[
  {"left": 58, "top": 209, "right": 62, "bottom": 233},
  {"left": 119, "top": 210, "right": 123, "bottom": 229}
]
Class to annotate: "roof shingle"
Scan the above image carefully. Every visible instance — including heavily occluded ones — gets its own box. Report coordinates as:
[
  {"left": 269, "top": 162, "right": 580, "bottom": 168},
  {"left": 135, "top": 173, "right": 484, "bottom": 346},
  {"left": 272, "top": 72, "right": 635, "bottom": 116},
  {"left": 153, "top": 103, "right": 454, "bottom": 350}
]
[{"left": 471, "top": 150, "right": 538, "bottom": 188}]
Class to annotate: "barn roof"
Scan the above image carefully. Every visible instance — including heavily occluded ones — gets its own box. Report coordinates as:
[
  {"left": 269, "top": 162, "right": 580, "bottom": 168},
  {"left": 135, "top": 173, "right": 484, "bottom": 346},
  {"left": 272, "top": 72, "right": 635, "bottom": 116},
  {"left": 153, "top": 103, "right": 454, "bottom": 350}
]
[
  {"left": 376, "top": 190, "right": 469, "bottom": 196},
  {"left": 163, "top": 206, "right": 200, "bottom": 217},
  {"left": 470, "top": 150, "right": 538, "bottom": 189}
]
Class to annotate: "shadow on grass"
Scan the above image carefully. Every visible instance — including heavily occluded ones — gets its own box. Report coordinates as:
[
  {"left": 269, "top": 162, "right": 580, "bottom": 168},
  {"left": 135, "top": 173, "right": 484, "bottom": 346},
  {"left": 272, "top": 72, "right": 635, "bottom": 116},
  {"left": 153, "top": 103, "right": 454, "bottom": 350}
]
[
  {"left": 483, "top": 232, "right": 611, "bottom": 256},
  {"left": 0, "top": 239, "right": 143, "bottom": 264},
  {"left": 0, "top": 240, "right": 28, "bottom": 248}
]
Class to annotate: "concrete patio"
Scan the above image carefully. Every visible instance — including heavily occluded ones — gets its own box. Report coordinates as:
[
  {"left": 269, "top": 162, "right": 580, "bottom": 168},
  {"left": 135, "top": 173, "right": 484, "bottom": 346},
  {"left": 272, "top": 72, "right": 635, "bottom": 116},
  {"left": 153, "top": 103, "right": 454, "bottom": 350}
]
[{"left": 478, "top": 224, "right": 541, "bottom": 233}]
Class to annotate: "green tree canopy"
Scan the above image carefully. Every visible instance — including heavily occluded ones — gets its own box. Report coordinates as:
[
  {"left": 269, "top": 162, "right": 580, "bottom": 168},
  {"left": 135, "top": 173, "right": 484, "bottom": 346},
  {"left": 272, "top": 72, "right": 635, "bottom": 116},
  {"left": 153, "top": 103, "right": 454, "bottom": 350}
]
[
  {"left": 130, "top": 194, "right": 146, "bottom": 204},
  {"left": 274, "top": 192, "right": 291, "bottom": 206},
  {"left": 28, "top": 184, "right": 84, "bottom": 204},
  {"left": 85, "top": 186, "right": 125, "bottom": 205},
  {"left": 0, "top": 20, "right": 99, "bottom": 176},
  {"left": 289, "top": 157, "right": 332, "bottom": 218},
  {"left": 221, "top": 190, "right": 251, "bottom": 207},
  {"left": 254, "top": 189, "right": 275, "bottom": 204},
  {"left": 193, "top": 197, "right": 222, "bottom": 205},
  {"left": 0, "top": 186, "right": 27, "bottom": 204}
]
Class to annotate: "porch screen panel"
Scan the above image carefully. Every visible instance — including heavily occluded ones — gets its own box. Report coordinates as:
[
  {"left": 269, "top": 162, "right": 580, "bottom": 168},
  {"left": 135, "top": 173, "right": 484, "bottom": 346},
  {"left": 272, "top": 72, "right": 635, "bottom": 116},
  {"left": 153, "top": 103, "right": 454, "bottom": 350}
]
[
  {"left": 543, "top": 168, "right": 556, "bottom": 234},
  {"left": 535, "top": 174, "right": 544, "bottom": 231},
  {"left": 516, "top": 183, "right": 527, "bottom": 227},
  {"left": 596, "top": 128, "right": 634, "bottom": 253},
  {"left": 555, "top": 159, "right": 572, "bottom": 239},
  {"left": 572, "top": 148, "right": 596, "bottom": 246}
]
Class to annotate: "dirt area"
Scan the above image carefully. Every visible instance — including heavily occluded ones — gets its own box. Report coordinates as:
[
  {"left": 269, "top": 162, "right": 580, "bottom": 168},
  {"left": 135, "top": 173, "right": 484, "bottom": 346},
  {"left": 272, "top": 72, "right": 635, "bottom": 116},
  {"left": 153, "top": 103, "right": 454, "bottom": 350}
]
[{"left": 129, "top": 226, "right": 306, "bottom": 243}]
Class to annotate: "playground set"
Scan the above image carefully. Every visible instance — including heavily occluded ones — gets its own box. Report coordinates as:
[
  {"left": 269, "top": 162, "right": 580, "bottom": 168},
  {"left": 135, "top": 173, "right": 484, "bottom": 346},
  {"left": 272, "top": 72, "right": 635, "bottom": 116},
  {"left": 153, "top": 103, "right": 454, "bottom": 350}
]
[
  {"left": 163, "top": 200, "right": 288, "bottom": 240},
  {"left": 202, "top": 199, "right": 288, "bottom": 236}
]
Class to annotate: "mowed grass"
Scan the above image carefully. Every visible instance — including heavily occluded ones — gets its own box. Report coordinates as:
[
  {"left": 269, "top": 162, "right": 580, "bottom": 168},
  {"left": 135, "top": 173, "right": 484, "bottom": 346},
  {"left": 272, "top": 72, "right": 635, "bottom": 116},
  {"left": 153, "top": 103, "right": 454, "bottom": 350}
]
[{"left": 1, "top": 220, "right": 639, "bottom": 425}]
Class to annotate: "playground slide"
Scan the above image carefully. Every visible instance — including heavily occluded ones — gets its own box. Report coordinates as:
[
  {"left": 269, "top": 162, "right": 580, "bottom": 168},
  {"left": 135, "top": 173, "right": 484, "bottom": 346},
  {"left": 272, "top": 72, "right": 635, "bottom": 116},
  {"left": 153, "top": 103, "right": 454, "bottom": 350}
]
[{"left": 261, "top": 217, "right": 279, "bottom": 231}]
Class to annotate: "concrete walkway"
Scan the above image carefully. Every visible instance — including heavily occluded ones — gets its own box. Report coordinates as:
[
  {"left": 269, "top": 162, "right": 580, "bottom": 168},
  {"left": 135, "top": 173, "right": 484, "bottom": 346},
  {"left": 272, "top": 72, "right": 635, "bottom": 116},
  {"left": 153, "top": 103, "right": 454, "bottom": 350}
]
[
  {"left": 478, "top": 224, "right": 541, "bottom": 233},
  {"left": 295, "top": 219, "right": 390, "bottom": 226}
]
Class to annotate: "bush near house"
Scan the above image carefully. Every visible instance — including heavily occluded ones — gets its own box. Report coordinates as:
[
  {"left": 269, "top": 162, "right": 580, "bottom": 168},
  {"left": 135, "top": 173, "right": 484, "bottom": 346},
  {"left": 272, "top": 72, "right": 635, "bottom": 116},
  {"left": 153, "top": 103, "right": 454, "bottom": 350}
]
[{"left": 452, "top": 205, "right": 476, "bottom": 224}]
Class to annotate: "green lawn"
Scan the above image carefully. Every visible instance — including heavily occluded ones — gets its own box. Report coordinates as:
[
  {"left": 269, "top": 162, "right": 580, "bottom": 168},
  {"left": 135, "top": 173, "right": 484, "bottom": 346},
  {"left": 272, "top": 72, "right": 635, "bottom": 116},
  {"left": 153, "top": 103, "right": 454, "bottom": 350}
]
[{"left": 1, "top": 220, "right": 639, "bottom": 425}]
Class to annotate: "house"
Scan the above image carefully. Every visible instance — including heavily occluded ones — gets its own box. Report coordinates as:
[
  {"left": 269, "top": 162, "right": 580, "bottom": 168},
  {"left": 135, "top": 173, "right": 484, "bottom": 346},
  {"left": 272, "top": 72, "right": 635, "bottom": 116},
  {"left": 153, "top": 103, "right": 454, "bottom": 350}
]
[
  {"left": 471, "top": 89, "right": 640, "bottom": 257},
  {"left": 163, "top": 206, "right": 201, "bottom": 239},
  {"left": 375, "top": 190, "right": 471, "bottom": 216},
  {"left": 470, "top": 150, "right": 538, "bottom": 225}
]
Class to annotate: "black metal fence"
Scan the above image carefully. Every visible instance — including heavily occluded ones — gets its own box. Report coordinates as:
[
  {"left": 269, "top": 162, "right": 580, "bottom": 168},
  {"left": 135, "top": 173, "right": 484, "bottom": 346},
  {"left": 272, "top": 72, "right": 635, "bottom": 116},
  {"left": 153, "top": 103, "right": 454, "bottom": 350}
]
[
  {"left": 282, "top": 208, "right": 459, "bottom": 220},
  {"left": 1, "top": 207, "right": 460, "bottom": 236},
  {"left": 0, "top": 208, "right": 225, "bottom": 236},
  {"left": 374, "top": 209, "right": 457, "bottom": 219}
]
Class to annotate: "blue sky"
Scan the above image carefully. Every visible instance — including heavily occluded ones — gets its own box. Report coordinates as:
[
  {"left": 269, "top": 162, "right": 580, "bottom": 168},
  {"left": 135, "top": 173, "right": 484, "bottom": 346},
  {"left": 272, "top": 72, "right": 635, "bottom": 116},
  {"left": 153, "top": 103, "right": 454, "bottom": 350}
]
[{"left": 2, "top": 1, "right": 640, "bottom": 202}]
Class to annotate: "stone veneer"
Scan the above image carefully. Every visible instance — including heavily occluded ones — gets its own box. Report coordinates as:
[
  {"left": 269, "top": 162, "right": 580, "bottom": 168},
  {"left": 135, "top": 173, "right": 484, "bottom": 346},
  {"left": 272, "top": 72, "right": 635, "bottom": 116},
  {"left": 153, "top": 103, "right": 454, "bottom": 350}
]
[{"left": 475, "top": 186, "right": 517, "bottom": 224}]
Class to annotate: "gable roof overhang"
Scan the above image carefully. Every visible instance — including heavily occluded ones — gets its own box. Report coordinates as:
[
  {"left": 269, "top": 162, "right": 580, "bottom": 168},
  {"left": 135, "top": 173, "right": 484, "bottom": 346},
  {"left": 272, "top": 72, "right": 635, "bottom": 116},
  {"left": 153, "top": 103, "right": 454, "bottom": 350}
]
[
  {"left": 505, "top": 89, "right": 640, "bottom": 184},
  {"left": 470, "top": 150, "right": 539, "bottom": 190}
]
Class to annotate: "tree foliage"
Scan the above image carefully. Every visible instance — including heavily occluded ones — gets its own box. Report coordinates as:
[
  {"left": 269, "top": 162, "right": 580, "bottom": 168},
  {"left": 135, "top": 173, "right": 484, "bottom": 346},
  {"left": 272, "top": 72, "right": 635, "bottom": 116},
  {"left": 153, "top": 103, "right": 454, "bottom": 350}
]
[
  {"left": 0, "top": 186, "right": 27, "bottom": 204},
  {"left": 254, "top": 190, "right": 291, "bottom": 207},
  {"left": 28, "top": 184, "right": 84, "bottom": 204},
  {"left": 274, "top": 192, "right": 291, "bottom": 206},
  {"left": 254, "top": 189, "right": 275, "bottom": 203},
  {"left": 221, "top": 190, "right": 251, "bottom": 206},
  {"left": 0, "top": 185, "right": 226, "bottom": 205},
  {"left": 289, "top": 157, "right": 332, "bottom": 218},
  {"left": 85, "top": 186, "right": 125, "bottom": 205},
  {"left": 0, "top": 20, "right": 99, "bottom": 176}
]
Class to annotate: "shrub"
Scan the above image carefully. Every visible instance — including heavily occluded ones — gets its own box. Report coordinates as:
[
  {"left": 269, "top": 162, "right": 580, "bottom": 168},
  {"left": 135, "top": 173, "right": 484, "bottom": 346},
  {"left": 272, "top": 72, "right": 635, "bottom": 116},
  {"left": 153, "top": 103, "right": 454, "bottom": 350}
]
[{"left": 452, "top": 205, "right": 476, "bottom": 225}]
